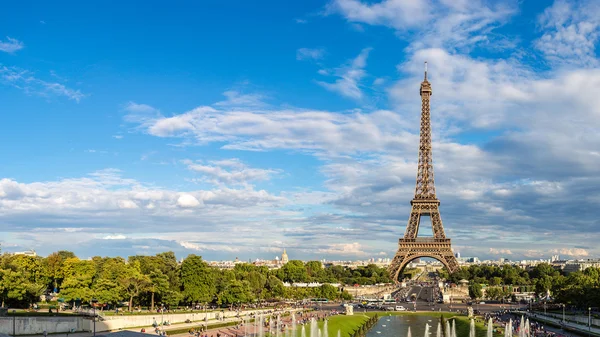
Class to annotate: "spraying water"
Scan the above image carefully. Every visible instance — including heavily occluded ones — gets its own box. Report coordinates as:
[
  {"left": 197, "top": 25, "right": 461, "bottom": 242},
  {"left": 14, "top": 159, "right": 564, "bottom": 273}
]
[
  {"left": 291, "top": 314, "right": 297, "bottom": 337},
  {"left": 407, "top": 327, "right": 412, "bottom": 337},
  {"left": 311, "top": 318, "right": 319, "bottom": 337},
  {"left": 452, "top": 320, "right": 457, "bottom": 337},
  {"left": 337, "top": 330, "right": 341, "bottom": 337},
  {"left": 504, "top": 319, "right": 513, "bottom": 337},
  {"left": 424, "top": 324, "right": 430, "bottom": 337},
  {"left": 324, "top": 320, "right": 329, "bottom": 337},
  {"left": 301, "top": 325, "right": 306, "bottom": 337},
  {"left": 519, "top": 316, "right": 525, "bottom": 337},
  {"left": 445, "top": 321, "right": 451, "bottom": 337},
  {"left": 469, "top": 319, "right": 476, "bottom": 337},
  {"left": 259, "top": 314, "right": 265, "bottom": 337},
  {"left": 525, "top": 319, "right": 530, "bottom": 337},
  {"left": 437, "top": 322, "right": 442, "bottom": 337},
  {"left": 487, "top": 318, "right": 494, "bottom": 337}
]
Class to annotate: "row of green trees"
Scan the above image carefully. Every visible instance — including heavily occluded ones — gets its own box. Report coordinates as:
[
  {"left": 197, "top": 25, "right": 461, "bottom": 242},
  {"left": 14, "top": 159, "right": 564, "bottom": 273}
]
[
  {"left": 448, "top": 263, "right": 600, "bottom": 308},
  {"left": 0, "top": 251, "right": 392, "bottom": 309}
]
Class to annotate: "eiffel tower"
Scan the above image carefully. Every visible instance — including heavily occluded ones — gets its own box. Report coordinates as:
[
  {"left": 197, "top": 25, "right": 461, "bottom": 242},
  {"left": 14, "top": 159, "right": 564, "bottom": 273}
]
[{"left": 388, "top": 62, "right": 459, "bottom": 282}]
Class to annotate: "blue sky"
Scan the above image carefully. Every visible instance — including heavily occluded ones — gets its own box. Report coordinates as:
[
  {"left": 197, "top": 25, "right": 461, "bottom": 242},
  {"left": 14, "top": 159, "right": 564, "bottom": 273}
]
[{"left": 1, "top": 0, "right": 599, "bottom": 261}]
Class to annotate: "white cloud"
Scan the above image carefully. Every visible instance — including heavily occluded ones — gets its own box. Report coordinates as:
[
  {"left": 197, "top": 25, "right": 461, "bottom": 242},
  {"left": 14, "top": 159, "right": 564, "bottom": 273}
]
[
  {"left": 215, "top": 90, "right": 267, "bottom": 108},
  {"left": 551, "top": 248, "right": 589, "bottom": 257},
  {"left": 317, "top": 242, "right": 368, "bottom": 256},
  {"left": 488, "top": 248, "right": 513, "bottom": 255},
  {"left": 118, "top": 200, "right": 139, "bottom": 209},
  {"left": 327, "top": 0, "right": 516, "bottom": 51},
  {"left": 184, "top": 158, "right": 279, "bottom": 186},
  {"left": 103, "top": 234, "right": 127, "bottom": 240},
  {"left": 317, "top": 47, "right": 371, "bottom": 100},
  {"left": 296, "top": 48, "right": 326, "bottom": 61},
  {"left": 535, "top": 0, "right": 600, "bottom": 67},
  {"left": 0, "top": 65, "right": 85, "bottom": 102},
  {"left": 0, "top": 37, "right": 24, "bottom": 53},
  {"left": 177, "top": 193, "right": 202, "bottom": 208}
]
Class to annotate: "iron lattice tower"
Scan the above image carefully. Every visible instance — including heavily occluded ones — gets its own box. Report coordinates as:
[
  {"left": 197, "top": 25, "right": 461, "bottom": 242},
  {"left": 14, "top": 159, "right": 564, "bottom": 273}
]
[{"left": 388, "top": 63, "right": 459, "bottom": 282}]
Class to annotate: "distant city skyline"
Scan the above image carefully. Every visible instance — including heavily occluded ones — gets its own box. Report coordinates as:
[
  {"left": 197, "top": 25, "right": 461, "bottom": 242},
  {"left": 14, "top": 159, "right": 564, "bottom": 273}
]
[{"left": 2, "top": 0, "right": 600, "bottom": 261}]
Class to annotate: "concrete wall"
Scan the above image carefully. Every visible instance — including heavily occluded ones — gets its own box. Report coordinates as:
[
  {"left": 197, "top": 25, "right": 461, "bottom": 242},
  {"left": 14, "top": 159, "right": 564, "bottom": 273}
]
[
  {"left": 538, "top": 312, "right": 600, "bottom": 327},
  {"left": 347, "top": 285, "right": 396, "bottom": 298},
  {"left": 0, "top": 309, "right": 273, "bottom": 335},
  {"left": 0, "top": 316, "right": 85, "bottom": 335}
]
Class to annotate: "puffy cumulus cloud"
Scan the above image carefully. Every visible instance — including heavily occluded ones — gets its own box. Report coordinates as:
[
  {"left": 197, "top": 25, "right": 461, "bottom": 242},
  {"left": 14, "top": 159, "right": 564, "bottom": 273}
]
[
  {"left": 551, "top": 248, "right": 590, "bottom": 257},
  {"left": 0, "top": 169, "right": 287, "bottom": 236},
  {"left": 489, "top": 248, "right": 513, "bottom": 255},
  {"left": 317, "top": 242, "right": 369, "bottom": 256},
  {"left": 184, "top": 158, "right": 280, "bottom": 186},
  {"left": 177, "top": 194, "right": 201, "bottom": 208},
  {"left": 327, "top": 0, "right": 517, "bottom": 51}
]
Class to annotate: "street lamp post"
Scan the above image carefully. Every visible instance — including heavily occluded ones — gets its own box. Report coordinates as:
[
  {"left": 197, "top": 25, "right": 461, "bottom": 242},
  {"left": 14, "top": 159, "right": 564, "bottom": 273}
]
[
  {"left": 161, "top": 304, "right": 165, "bottom": 336},
  {"left": 544, "top": 302, "right": 546, "bottom": 316},
  {"left": 13, "top": 310, "right": 16, "bottom": 336},
  {"left": 562, "top": 304, "right": 565, "bottom": 326},
  {"left": 91, "top": 299, "right": 98, "bottom": 337},
  {"left": 589, "top": 307, "right": 592, "bottom": 337}
]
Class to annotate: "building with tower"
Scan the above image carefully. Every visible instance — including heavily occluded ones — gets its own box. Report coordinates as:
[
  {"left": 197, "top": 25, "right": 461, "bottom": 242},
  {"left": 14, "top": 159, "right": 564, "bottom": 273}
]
[{"left": 281, "top": 248, "right": 289, "bottom": 264}]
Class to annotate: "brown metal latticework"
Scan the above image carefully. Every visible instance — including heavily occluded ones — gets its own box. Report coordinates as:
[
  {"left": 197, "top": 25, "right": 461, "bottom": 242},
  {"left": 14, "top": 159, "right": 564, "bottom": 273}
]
[{"left": 388, "top": 63, "right": 459, "bottom": 282}]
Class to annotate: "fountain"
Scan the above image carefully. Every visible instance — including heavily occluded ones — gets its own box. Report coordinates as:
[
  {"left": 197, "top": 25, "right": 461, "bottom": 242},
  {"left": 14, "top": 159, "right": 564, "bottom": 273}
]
[
  {"left": 291, "top": 314, "right": 297, "bottom": 337},
  {"left": 424, "top": 324, "right": 430, "bottom": 337},
  {"left": 469, "top": 319, "right": 475, "bottom": 337},
  {"left": 301, "top": 325, "right": 306, "bottom": 337},
  {"left": 311, "top": 318, "right": 319, "bottom": 337},
  {"left": 324, "top": 319, "right": 329, "bottom": 337},
  {"left": 524, "top": 319, "right": 530, "bottom": 337},
  {"left": 259, "top": 314, "right": 265, "bottom": 337},
  {"left": 451, "top": 320, "right": 456, "bottom": 337},
  {"left": 504, "top": 319, "right": 513, "bottom": 337},
  {"left": 337, "top": 330, "right": 341, "bottom": 337},
  {"left": 436, "top": 322, "right": 442, "bottom": 337},
  {"left": 407, "top": 327, "right": 412, "bottom": 337},
  {"left": 487, "top": 318, "right": 493, "bottom": 337},
  {"left": 445, "top": 321, "right": 451, "bottom": 337}
]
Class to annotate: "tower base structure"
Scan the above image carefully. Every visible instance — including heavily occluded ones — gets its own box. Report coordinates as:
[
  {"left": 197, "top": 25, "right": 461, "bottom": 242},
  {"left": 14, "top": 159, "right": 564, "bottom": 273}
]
[{"left": 388, "top": 238, "right": 459, "bottom": 282}]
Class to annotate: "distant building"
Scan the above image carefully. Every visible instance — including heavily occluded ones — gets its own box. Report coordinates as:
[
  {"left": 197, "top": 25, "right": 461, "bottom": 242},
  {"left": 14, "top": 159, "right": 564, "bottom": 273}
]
[
  {"left": 563, "top": 259, "right": 600, "bottom": 274},
  {"left": 455, "top": 252, "right": 461, "bottom": 259},
  {"left": 13, "top": 249, "right": 37, "bottom": 257},
  {"left": 281, "top": 249, "right": 289, "bottom": 264}
]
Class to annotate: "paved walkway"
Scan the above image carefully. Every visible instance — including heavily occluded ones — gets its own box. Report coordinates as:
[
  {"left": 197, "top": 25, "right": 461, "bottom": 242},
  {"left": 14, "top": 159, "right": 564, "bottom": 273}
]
[{"left": 524, "top": 312, "right": 600, "bottom": 337}]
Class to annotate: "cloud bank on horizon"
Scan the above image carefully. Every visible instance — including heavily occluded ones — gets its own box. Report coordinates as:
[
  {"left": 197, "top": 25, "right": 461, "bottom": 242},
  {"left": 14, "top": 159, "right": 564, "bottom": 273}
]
[{"left": 1, "top": 0, "right": 599, "bottom": 261}]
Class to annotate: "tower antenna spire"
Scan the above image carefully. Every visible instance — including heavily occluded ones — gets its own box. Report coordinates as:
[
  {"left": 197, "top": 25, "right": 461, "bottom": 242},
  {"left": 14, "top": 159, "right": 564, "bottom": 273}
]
[{"left": 424, "top": 61, "right": 428, "bottom": 80}]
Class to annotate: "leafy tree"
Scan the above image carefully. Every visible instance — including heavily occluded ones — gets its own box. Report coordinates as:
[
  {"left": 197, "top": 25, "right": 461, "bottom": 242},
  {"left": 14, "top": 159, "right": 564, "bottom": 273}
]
[
  {"left": 60, "top": 258, "right": 96, "bottom": 305},
  {"left": 468, "top": 283, "right": 482, "bottom": 299},
  {"left": 281, "top": 260, "right": 308, "bottom": 283},
  {"left": 121, "top": 261, "right": 151, "bottom": 311},
  {"left": 181, "top": 255, "right": 216, "bottom": 304}
]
